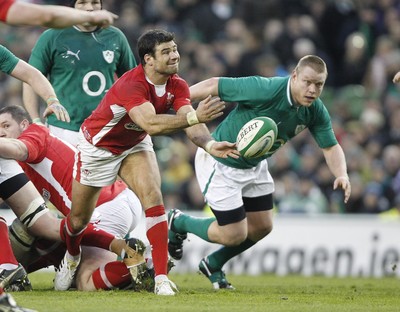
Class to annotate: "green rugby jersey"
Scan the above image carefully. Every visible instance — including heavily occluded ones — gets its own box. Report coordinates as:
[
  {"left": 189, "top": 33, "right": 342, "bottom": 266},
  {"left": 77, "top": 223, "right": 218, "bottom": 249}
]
[
  {"left": 213, "top": 76, "right": 337, "bottom": 169},
  {"left": 29, "top": 26, "right": 136, "bottom": 131},
  {"left": 0, "top": 45, "right": 19, "bottom": 74}
]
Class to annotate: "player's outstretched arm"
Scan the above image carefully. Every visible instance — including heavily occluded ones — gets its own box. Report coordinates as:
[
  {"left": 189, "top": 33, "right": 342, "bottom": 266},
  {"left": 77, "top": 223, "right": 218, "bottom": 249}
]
[
  {"left": 23, "top": 83, "right": 42, "bottom": 124},
  {"left": 129, "top": 96, "right": 225, "bottom": 135},
  {"left": 322, "top": 144, "right": 351, "bottom": 203},
  {"left": 0, "top": 138, "right": 28, "bottom": 161},
  {"left": 190, "top": 77, "right": 220, "bottom": 102},
  {"left": 6, "top": 2, "right": 117, "bottom": 28},
  {"left": 11, "top": 60, "right": 70, "bottom": 122}
]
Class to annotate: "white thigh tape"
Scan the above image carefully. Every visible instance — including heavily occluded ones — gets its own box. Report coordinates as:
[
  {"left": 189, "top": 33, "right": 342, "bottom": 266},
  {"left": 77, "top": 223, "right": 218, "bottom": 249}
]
[{"left": 19, "top": 197, "right": 49, "bottom": 228}]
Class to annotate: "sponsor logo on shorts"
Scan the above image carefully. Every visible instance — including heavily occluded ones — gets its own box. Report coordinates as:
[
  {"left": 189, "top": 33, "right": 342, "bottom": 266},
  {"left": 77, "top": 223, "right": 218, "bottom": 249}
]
[{"left": 82, "top": 169, "right": 91, "bottom": 177}]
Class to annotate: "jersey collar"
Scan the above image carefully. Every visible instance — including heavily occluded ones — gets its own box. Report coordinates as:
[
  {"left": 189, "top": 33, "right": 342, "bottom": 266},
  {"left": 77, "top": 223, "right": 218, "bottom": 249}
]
[{"left": 286, "top": 77, "right": 294, "bottom": 107}]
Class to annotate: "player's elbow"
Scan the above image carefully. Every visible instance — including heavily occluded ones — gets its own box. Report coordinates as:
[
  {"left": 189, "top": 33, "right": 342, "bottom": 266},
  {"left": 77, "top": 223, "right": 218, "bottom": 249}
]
[
  {"left": 38, "top": 12, "right": 58, "bottom": 27},
  {"left": 142, "top": 121, "right": 171, "bottom": 136}
]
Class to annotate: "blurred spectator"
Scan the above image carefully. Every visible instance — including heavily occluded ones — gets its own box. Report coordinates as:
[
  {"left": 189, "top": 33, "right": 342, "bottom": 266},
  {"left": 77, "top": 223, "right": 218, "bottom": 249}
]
[{"left": 278, "top": 173, "right": 329, "bottom": 214}]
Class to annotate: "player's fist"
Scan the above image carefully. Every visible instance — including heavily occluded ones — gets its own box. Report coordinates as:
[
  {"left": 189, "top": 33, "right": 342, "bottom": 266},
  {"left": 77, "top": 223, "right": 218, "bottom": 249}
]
[{"left": 393, "top": 71, "right": 400, "bottom": 83}]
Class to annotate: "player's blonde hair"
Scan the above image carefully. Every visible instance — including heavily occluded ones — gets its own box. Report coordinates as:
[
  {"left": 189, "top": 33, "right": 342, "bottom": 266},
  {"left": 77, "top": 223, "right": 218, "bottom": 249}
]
[{"left": 295, "top": 55, "right": 327, "bottom": 76}]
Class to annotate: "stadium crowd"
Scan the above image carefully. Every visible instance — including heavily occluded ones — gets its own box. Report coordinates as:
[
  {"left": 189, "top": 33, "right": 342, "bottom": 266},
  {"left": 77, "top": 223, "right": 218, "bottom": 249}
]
[{"left": 1, "top": 0, "right": 400, "bottom": 215}]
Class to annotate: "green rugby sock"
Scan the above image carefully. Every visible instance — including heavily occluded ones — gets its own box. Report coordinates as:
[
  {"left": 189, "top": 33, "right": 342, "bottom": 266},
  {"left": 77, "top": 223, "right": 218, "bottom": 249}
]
[
  {"left": 207, "top": 239, "right": 256, "bottom": 270},
  {"left": 175, "top": 214, "right": 215, "bottom": 242}
]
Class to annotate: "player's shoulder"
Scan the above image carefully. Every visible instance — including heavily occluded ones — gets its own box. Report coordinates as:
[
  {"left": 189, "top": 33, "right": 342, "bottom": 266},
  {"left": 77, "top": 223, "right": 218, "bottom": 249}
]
[
  {"left": 25, "top": 123, "right": 50, "bottom": 137},
  {"left": 99, "top": 25, "right": 127, "bottom": 38},
  {"left": 38, "top": 27, "right": 71, "bottom": 42},
  {"left": 170, "top": 73, "right": 189, "bottom": 87},
  {"left": 114, "top": 65, "right": 144, "bottom": 90},
  {"left": 104, "top": 25, "right": 124, "bottom": 34}
]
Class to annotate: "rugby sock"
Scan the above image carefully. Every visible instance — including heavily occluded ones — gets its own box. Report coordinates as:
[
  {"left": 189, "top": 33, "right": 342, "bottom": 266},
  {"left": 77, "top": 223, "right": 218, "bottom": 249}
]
[
  {"left": 0, "top": 217, "right": 18, "bottom": 265},
  {"left": 60, "top": 219, "right": 116, "bottom": 255},
  {"left": 145, "top": 205, "right": 168, "bottom": 276},
  {"left": 60, "top": 217, "right": 85, "bottom": 256},
  {"left": 80, "top": 224, "right": 115, "bottom": 252},
  {"left": 92, "top": 261, "right": 131, "bottom": 290},
  {"left": 175, "top": 214, "right": 215, "bottom": 242},
  {"left": 207, "top": 238, "right": 256, "bottom": 270}
]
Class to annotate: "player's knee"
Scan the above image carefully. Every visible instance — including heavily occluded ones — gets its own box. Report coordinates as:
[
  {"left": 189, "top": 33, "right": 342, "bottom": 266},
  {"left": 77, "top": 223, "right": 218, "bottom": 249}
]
[
  {"left": 69, "top": 214, "right": 90, "bottom": 232},
  {"left": 221, "top": 231, "right": 247, "bottom": 246},
  {"left": 76, "top": 280, "right": 96, "bottom": 291},
  {"left": 9, "top": 218, "right": 36, "bottom": 264},
  {"left": 250, "top": 222, "right": 273, "bottom": 242}
]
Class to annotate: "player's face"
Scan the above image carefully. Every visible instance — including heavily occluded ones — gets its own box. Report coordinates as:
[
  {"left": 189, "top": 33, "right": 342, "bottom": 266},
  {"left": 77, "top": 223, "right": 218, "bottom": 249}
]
[
  {"left": 75, "top": 0, "right": 101, "bottom": 11},
  {"left": 290, "top": 66, "right": 326, "bottom": 107},
  {"left": 0, "top": 113, "right": 25, "bottom": 139},
  {"left": 151, "top": 41, "right": 180, "bottom": 76}
]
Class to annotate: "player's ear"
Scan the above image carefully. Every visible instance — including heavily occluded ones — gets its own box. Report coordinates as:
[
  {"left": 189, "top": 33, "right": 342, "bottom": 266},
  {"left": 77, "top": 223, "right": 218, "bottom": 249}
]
[
  {"left": 144, "top": 54, "right": 153, "bottom": 66},
  {"left": 21, "top": 119, "right": 30, "bottom": 130}
]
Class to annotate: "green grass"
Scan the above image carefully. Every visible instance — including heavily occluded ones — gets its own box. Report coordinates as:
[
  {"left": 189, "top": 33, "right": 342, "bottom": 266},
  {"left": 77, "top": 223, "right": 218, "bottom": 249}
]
[{"left": 11, "top": 272, "right": 400, "bottom": 312}]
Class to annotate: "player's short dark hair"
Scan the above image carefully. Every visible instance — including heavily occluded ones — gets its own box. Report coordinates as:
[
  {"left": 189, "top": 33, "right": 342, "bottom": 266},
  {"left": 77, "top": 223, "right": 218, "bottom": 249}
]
[
  {"left": 69, "top": 0, "right": 102, "bottom": 9},
  {"left": 0, "top": 105, "right": 32, "bottom": 124},
  {"left": 137, "top": 29, "right": 175, "bottom": 66},
  {"left": 296, "top": 55, "right": 327, "bottom": 76}
]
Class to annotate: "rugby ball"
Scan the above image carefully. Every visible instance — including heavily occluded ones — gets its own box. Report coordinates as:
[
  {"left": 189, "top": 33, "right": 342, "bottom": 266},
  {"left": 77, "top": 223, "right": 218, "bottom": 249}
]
[{"left": 236, "top": 117, "right": 278, "bottom": 158}]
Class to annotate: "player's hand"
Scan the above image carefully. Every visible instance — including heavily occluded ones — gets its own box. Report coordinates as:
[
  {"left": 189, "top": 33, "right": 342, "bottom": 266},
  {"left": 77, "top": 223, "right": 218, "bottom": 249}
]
[
  {"left": 88, "top": 10, "right": 118, "bottom": 28},
  {"left": 333, "top": 176, "right": 351, "bottom": 203},
  {"left": 195, "top": 95, "right": 225, "bottom": 123},
  {"left": 206, "top": 140, "right": 240, "bottom": 159},
  {"left": 393, "top": 71, "right": 400, "bottom": 83},
  {"left": 43, "top": 102, "right": 70, "bottom": 123}
]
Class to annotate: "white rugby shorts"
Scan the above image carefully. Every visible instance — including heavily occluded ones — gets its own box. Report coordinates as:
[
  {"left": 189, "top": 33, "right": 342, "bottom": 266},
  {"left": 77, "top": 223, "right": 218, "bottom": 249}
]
[
  {"left": 90, "top": 188, "right": 143, "bottom": 238},
  {"left": 74, "top": 131, "right": 154, "bottom": 187},
  {"left": 0, "top": 158, "right": 24, "bottom": 184},
  {"left": 195, "top": 147, "right": 274, "bottom": 212},
  {"left": 48, "top": 125, "right": 79, "bottom": 147}
]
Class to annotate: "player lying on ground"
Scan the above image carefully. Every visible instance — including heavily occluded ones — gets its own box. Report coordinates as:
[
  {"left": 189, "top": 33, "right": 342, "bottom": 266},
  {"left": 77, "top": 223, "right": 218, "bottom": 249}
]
[{"left": 0, "top": 105, "right": 149, "bottom": 291}]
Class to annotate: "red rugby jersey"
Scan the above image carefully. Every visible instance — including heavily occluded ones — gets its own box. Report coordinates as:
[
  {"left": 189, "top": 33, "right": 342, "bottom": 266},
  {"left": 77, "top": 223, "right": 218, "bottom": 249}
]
[
  {"left": 18, "top": 124, "right": 126, "bottom": 216},
  {"left": 81, "top": 64, "right": 191, "bottom": 155}
]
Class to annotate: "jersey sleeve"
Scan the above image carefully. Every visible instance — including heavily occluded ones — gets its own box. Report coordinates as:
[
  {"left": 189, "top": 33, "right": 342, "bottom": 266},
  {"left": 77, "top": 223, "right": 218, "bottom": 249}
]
[
  {"left": 0, "top": 45, "right": 19, "bottom": 74},
  {"left": 309, "top": 102, "right": 338, "bottom": 148},
  {"left": 172, "top": 77, "right": 191, "bottom": 111},
  {"left": 114, "top": 28, "right": 136, "bottom": 77},
  {"left": 18, "top": 125, "right": 49, "bottom": 163},
  {"left": 0, "top": 0, "right": 15, "bottom": 22},
  {"left": 28, "top": 30, "right": 55, "bottom": 75},
  {"left": 218, "top": 76, "right": 275, "bottom": 104}
]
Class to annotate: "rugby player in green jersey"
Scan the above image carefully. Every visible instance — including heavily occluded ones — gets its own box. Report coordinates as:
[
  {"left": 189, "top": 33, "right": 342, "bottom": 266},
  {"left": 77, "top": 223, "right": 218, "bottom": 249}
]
[
  {"left": 168, "top": 55, "right": 352, "bottom": 290},
  {"left": 23, "top": 0, "right": 136, "bottom": 146},
  {"left": 0, "top": 2, "right": 117, "bottom": 311}
]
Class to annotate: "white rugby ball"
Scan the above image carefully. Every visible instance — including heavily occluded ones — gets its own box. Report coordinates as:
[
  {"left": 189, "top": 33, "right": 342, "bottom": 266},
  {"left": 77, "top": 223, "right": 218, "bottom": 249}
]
[{"left": 236, "top": 117, "right": 278, "bottom": 158}]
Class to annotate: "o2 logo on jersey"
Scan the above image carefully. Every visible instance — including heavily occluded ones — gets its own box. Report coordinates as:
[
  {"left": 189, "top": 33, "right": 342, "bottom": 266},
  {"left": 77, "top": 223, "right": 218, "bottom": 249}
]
[
  {"left": 83, "top": 71, "right": 106, "bottom": 97},
  {"left": 124, "top": 122, "right": 143, "bottom": 131}
]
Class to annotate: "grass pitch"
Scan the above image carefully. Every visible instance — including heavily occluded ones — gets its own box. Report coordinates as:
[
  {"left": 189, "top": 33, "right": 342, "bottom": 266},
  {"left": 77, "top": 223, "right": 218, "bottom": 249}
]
[{"left": 11, "top": 272, "right": 399, "bottom": 312}]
